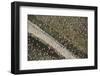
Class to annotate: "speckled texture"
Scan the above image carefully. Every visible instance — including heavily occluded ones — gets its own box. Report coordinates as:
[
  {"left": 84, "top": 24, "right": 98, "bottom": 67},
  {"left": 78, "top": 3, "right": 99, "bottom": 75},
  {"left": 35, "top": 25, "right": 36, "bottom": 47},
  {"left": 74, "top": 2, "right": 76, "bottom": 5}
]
[
  {"left": 28, "top": 33, "right": 65, "bottom": 61},
  {"left": 28, "top": 15, "right": 88, "bottom": 59}
]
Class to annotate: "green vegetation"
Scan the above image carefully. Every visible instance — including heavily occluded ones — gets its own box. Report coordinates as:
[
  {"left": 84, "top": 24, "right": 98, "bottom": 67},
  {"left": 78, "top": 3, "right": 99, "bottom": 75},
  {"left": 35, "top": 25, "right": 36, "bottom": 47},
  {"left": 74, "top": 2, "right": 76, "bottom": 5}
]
[{"left": 28, "top": 15, "right": 88, "bottom": 58}]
